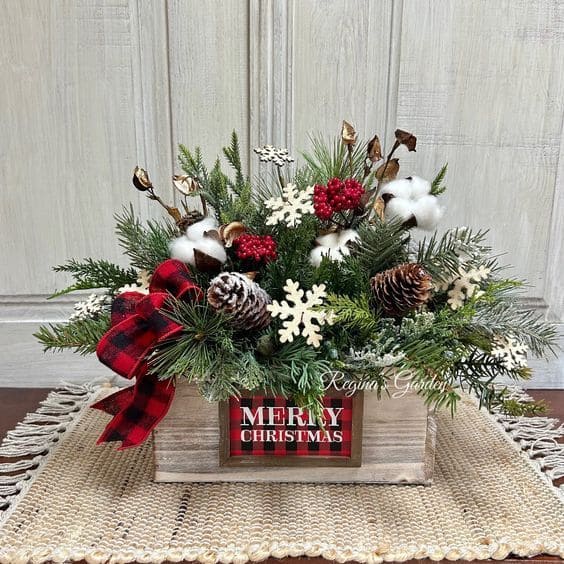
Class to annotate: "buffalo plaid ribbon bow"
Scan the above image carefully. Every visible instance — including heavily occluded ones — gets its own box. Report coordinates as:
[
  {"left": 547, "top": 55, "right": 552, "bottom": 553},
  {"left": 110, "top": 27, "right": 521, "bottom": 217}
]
[{"left": 91, "top": 259, "right": 202, "bottom": 449}]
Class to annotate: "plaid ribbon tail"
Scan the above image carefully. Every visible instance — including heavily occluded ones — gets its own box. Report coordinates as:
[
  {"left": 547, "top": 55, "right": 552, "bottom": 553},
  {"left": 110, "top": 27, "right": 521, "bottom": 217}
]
[
  {"left": 91, "top": 386, "right": 135, "bottom": 416},
  {"left": 94, "top": 376, "right": 175, "bottom": 450},
  {"left": 91, "top": 259, "right": 202, "bottom": 449}
]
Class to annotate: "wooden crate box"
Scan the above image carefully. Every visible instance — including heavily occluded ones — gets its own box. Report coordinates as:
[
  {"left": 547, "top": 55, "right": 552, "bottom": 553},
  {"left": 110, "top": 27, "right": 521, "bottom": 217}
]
[{"left": 153, "top": 383, "right": 436, "bottom": 484}]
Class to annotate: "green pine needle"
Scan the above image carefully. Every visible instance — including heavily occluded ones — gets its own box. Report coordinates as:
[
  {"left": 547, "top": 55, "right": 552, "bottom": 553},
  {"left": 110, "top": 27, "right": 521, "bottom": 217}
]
[
  {"left": 34, "top": 314, "right": 110, "bottom": 355},
  {"left": 50, "top": 258, "right": 136, "bottom": 298}
]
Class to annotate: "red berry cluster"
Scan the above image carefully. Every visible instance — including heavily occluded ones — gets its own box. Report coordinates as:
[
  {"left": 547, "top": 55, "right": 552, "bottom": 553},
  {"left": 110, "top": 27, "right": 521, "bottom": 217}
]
[
  {"left": 313, "top": 178, "right": 365, "bottom": 221},
  {"left": 233, "top": 234, "right": 278, "bottom": 264}
]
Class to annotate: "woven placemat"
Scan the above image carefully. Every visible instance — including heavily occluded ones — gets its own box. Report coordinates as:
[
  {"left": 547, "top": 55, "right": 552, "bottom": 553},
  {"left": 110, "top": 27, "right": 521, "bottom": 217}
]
[{"left": 0, "top": 384, "right": 563, "bottom": 564}]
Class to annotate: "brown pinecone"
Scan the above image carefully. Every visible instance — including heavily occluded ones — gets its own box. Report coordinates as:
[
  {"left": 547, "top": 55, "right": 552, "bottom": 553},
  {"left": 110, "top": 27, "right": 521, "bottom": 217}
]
[
  {"left": 176, "top": 210, "right": 204, "bottom": 232},
  {"left": 371, "top": 263, "right": 432, "bottom": 317},
  {"left": 207, "top": 272, "right": 272, "bottom": 330}
]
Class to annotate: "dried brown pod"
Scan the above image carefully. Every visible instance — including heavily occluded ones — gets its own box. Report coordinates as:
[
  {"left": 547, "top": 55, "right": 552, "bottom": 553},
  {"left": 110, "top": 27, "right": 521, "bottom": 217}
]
[
  {"left": 194, "top": 248, "right": 223, "bottom": 274},
  {"left": 375, "top": 158, "right": 400, "bottom": 182},
  {"left": 395, "top": 129, "right": 417, "bottom": 152},
  {"left": 132, "top": 166, "right": 152, "bottom": 191},
  {"left": 341, "top": 120, "right": 357, "bottom": 146},
  {"left": 367, "top": 135, "right": 382, "bottom": 162},
  {"left": 219, "top": 221, "right": 247, "bottom": 247},
  {"left": 173, "top": 175, "right": 199, "bottom": 196},
  {"left": 373, "top": 196, "right": 386, "bottom": 221}
]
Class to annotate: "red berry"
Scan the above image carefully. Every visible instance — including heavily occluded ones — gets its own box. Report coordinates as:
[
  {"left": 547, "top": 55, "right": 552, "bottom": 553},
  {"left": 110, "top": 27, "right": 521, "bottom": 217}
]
[
  {"left": 233, "top": 234, "right": 278, "bottom": 265},
  {"left": 313, "top": 178, "right": 365, "bottom": 220}
]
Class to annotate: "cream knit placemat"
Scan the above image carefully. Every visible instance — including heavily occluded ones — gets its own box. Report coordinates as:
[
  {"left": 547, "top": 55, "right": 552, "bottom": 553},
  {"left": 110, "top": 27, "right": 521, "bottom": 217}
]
[{"left": 0, "top": 384, "right": 563, "bottom": 563}]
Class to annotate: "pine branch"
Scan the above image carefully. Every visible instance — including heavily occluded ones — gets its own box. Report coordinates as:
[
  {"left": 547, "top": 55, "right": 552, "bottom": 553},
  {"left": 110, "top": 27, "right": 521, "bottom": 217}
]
[
  {"left": 430, "top": 163, "right": 448, "bottom": 195},
  {"left": 354, "top": 219, "right": 409, "bottom": 277},
  {"left": 115, "top": 205, "right": 178, "bottom": 271},
  {"left": 327, "top": 293, "right": 378, "bottom": 339},
  {"left": 50, "top": 258, "right": 137, "bottom": 298},
  {"left": 34, "top": 314, "right": 110, "bottom": 355},
  {"left": 222, "top": 130, "right": 245, "bottom": 189},
  {"left": 301, "top": 135, "right": 368, "bottom": 184},
  {"left": 471, "top": 300, "right": 559, "bottom": 357},
  {"left": 416, "top": 228, "right": 491, "bottom": 282}
]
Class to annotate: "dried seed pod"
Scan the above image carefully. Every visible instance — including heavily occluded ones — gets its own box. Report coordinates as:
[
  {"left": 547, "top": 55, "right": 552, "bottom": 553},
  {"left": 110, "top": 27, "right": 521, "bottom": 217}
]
[
  {"left": 395, "top": 129, "right": 417, "bottom": 152},
  {"left": 173, "top": 175, "right": 199, "bottom": 196},
  {"left": 341, "top": 120, "right": 357, "bottom": 146},
  {"left": 219, "top": 221, "right": 247, "bottom": 247},
  {"left": 132, "top": 166, "right": 152, "bottom": 191},
  {"left": 375, "top": 158, "right": 400, "bottom": 182},
  {"left": 367, "top": 135, "right": 382, "bottom": 162}
]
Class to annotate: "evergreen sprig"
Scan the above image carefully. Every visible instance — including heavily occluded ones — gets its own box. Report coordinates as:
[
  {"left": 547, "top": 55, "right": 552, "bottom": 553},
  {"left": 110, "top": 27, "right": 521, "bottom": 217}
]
[
  {"left": 50, "top": 258, "right": 136, "bottom": 298},
  {"left": 301, "top": 135, "right": 368, "bottom": 184},
  {"left": 34, "top": 313, "right": 110, "bottom": 355},
  {"left": 430, "top": 164, "right": 448, "bottom": 195},
  {"left": 115, "top": 205, "right": 178, "bottom": 271}
]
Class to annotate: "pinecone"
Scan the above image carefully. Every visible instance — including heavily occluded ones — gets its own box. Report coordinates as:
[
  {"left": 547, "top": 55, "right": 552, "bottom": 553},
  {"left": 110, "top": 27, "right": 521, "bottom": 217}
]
[
  {"left": 207, "top": 272, "right": 272, "bottom": 330},
  {"left": 371, "top": 263, "right": 432, "bottom": 317},
  {"left": 176, "top": 210, "right": 204, "bottom": 232}
]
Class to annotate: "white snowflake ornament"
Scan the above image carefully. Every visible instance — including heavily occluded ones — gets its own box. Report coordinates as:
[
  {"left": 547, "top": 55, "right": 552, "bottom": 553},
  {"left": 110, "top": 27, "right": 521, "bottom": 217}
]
[
  {"left": 267, "top": 279, "right": 332, "bottom": 348},
  {"left": 69, "top": 293, "right": 111, "bottom": 322},
  {"left": 491, "top": 336, "right": 528, "bottom": 370},
  {"left": 117, "top": 269, "right": 152, "bottom": 295},
  {"left": 439, "top": 265, "right": 491, "bottom": 310},
  {"left": 254, "top": 145, "right": 294, "bottom": 167},
  {"left": 265, "top": 183, "right": 315, "bottom": 227}
]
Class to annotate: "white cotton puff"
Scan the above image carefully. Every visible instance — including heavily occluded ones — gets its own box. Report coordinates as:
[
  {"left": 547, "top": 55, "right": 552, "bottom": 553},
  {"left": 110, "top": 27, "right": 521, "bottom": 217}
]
[
  {"left": 309, "top": 246, "right": 329, "bottom": 267},
  {"left": 169, "top": 236, "right": 196, "bottom": 265},
  {"left": 195, "top": 237, "right": 227, "bottom": 263},
  {"left": 338, "top": 229, "right": 360, "bottom": 246},
  {"left": 185, "top": 217, "right": 219, "bottom": 241},
  {"left": 381, "top": 178, "right": 412, "bottom": 200},
  {"left": 315, "top": 232, "right": 340, "bottom": 249},
  {"left": 411, "top": 195, "right": 444, "bottom": 230},
  {"left": 408, "top": 176, "right": 432, "bottom": 198},
  {"left": 385, "top": 197, "right": 416, "bottom": 224}
]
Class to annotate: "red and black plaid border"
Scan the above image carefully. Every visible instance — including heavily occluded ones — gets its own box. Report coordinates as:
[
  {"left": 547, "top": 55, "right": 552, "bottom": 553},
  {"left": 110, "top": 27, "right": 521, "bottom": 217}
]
[{"left": 228, "top": 395, "right": 353, "bottom": 457}]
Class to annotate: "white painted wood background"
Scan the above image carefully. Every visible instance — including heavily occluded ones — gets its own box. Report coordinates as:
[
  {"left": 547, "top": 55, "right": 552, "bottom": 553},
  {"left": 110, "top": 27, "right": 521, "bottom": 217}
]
[{"left": 0, "top": 0, "right": 562, "bottom": 387}]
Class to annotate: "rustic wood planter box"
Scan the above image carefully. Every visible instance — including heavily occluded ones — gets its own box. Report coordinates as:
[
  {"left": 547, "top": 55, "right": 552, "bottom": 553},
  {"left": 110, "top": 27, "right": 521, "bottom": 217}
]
[{"left": 153, "top": 383, "right": 436, "bottom": 484}]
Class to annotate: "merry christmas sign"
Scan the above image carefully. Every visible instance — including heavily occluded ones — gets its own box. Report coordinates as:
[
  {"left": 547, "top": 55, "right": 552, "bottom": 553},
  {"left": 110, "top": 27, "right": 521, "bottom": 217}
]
[{"left": 219, "top": 392, "right": 363, "bottom": 467}]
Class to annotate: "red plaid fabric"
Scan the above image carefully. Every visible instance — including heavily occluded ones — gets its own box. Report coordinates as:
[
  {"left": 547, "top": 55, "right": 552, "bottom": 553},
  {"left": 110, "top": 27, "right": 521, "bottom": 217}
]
[
  {"left": 91, "top": 259, "right": 201, "bottom": 450},
  {"left": 229, "top": 395, "right": 353, "bottom": 457}
]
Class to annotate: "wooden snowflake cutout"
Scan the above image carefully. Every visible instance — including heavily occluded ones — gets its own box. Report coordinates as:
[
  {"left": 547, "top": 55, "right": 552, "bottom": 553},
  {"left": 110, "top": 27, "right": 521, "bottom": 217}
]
[
  {"left": 265, "top": 183, "right": 315, "bottom": 227},
  {"left": 438, "top": 265, "right": 491, "bottom": 310},
  {"left": 267, "top": 279, "right": 332, "bottom": 348}
]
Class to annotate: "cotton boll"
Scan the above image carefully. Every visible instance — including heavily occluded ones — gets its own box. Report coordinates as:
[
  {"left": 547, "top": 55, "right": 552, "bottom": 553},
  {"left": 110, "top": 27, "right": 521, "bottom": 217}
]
[
  {"left": 408, "top": 176, "right": 432, "bottom": 198},
  {"left": 196, "top": 237, "right": 227, "bottom": 263},
  {"left": 310, "top": 246, "right": 329, "bottom": 267},
  {"left": 169, "top": 236, "right": 196, "bottom": 266},
  {"left": 412, "top": 195, "right": 443, "bottom": 230},
  {"left": 338, "top": 229, "right": 360, "bottom": 246},
  {"left": 315, "top": 232, "right": 340, "bottom": 248},
  {"left": 185, "top": 217, "right": 219, "bottom": 241},
  {"left": 380, "top": 178, "right": 412, "bottom": 200},
  {"left": 385, "top": 197, "right": 415, "bottom": 223}
]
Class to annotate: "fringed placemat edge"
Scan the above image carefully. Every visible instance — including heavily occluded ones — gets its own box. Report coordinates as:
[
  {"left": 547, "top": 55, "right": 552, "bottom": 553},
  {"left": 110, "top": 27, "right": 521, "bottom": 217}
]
[
  {"left": 486, "top": 386, "right": 564, "bottom": 501},
  {"left": 0, "top": 382, "right": 563, "bottom": 564},
  {"left": 0, "top": 380, "right": 115, "bottom": 527}
]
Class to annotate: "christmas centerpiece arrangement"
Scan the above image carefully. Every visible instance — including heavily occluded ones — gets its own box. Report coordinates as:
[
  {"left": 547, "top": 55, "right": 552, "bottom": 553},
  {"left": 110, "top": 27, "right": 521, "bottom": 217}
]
[{"left": 37, "top": 123, "right": 557, "bottom": 478}]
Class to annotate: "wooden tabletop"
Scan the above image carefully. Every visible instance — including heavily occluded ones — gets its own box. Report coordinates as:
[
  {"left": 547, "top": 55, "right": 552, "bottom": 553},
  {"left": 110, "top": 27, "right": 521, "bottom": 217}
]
[{"left": 1, "top": 387, "right": 563, "bottom": 564}]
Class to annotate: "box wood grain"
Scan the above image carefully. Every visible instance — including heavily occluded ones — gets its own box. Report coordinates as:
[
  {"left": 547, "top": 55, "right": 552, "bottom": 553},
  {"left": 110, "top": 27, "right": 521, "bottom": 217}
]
[{"left": 153, "top": 384, "right": 436, "bottom": 484}]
